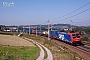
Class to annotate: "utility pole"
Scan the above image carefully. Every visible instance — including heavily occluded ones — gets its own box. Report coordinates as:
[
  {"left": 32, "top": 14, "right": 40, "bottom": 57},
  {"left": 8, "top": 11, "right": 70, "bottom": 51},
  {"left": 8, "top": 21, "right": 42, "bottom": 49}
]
[
  {"left": 17, "top": 26, "right": 18, "bottom": 32},
  {"left": 48, "top": 20, "right": 50, "bottom": 40},
  {"left": 36, "top": 25, "right": 37, "bottom": 37},
  {"left": 70, "top": 20, "right": 72, "bottom": 31},
  {"left": 86, "top": 20, "right": 87, "bottom": 27},
  {"left": 29, "top": 25, "right": 30, "bottom": 34},
  {"left": 23, "top": 26, "right": 24, "bottom": 33},
  {"left": 40, "top": 24, "right": 41, "bottom": 30},
  {"left": 51, "top": 24, "right": 52, "bottom": 30}
]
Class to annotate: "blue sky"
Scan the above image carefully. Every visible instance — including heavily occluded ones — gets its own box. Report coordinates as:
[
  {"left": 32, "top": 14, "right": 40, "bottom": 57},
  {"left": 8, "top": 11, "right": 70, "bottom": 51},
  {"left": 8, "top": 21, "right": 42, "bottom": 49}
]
[{"left": 0, "top": 0, "right": 90, "bottom": 26}]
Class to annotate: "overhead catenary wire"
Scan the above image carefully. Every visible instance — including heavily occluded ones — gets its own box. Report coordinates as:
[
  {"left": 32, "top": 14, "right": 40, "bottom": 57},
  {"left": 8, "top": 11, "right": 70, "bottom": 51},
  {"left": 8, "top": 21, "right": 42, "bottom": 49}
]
[
  {"left": 70, "top": 18, "right": 90, "bottom": 20},
  {"left": 32, "top": 2, "right": 90, "bottom": 27},
  {"left": 73, "top": 19, "right": 90, "bottom": 23},
  {"left": 70, "top": 19, "right": 90, "bottom": 26},
  {"left": 58, "top": 18, "right": 90, "bottom": 25},
  {"left": 51, "top": 8, "right": 90, "bottom": 24},
  {"left": 49, "top": 2, "right": 90, "bottom": 20}
]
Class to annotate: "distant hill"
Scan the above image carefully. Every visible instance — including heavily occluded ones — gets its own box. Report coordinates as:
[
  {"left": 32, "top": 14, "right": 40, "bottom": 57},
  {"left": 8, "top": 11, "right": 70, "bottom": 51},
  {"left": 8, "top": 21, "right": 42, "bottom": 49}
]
[
  {"left": 18, "top": 24, "right": 79, "bottom": 30},
  {"left": 0, "top": 24, "right": 87, "bottom": 30}
]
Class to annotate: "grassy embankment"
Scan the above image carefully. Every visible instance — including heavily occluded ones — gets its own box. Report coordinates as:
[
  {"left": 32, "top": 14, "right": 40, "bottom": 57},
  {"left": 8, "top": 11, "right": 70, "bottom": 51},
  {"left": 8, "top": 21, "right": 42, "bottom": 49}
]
[
  {"left": 22, "top": 34, "right": 81, "bottom": 60},
  {"left": 82, "top": 37, "right": 90, "bottom": 43}
]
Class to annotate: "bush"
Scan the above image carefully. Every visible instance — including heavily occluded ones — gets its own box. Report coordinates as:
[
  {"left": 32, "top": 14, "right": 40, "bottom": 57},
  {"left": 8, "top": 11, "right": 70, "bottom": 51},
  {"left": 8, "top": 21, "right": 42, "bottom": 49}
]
[
  {"left": 82, "top": 37, "right": 90, "bottom": 42},
  {"left": 0, "top": 32, "right": 13, "bottom": 35}
]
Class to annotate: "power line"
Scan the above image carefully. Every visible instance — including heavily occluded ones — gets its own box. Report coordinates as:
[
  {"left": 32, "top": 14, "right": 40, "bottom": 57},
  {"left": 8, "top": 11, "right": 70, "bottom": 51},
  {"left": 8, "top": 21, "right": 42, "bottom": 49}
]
[
  {"left": 34, "top": 2, "right": 90, "bottom": 27},
  {"left": 52, "top": 8, "right": 90, "bottom": 24},
  {"left": 49, "top": 2, "right": 90, "bottom": 20},
  {"left": 69, "top": 19, "right": 90, "bottom": 26},
  {"left": 37, "top": 2, "right": 90, "bottom": 25},
  {"left": 70, "top": 18, "right": 90, "bottom": 20},
  {"left": 61, "top": 18, "right": 90, "bottom": 24},
  {"left": 73, "top": 19, "right": 90, "bottom": 22}
]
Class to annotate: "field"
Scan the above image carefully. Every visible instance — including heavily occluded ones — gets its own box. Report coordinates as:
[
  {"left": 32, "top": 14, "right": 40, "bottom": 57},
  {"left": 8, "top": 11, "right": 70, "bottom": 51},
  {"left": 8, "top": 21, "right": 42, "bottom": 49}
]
[
  {"left": 0, "top": 34, "right": 40, "bottom": 60},
  {"left": 0, "top": 34, "right": 35, "bottom": 46}
]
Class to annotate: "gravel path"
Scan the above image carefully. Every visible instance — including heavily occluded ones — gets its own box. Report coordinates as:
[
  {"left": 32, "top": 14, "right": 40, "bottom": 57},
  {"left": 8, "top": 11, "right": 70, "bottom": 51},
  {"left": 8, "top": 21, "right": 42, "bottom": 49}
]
[
  {"left": 36, "top": 43, "right": 44, "bottom": 60},
  {"left": 24, "top": 38, "right": 53, "bottom": 60},
  {"left": 38, "top": 43, "right": 53, "bottom": 60}
]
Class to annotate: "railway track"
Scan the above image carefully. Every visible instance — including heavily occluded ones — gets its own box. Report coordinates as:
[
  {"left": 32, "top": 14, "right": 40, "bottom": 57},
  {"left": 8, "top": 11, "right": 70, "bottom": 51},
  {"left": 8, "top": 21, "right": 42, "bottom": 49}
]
[
  {"left": 73, "top": 41, "right": 90, "bottom": 54},
  {"left": 82, "top": 41, "right": 90, "bottom": 46},
  {"left": 76, "top": 45, "right": 90, "bottom": 54},
  {"left": 39, "top": 35, "right": 90, "bottom": 60},
  {"left": 49, "top": 38, "right": 90, "bottom": 60}
]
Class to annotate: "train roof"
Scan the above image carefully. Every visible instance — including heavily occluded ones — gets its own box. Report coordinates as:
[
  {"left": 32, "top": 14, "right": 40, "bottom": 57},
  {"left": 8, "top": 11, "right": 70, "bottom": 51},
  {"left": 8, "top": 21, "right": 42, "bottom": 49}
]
[
  {"left": 59, "top": 32, "right": 67, "bottom": 34},
  {"left": 50, "top": 30, "right": 59, "bottom": 31}
]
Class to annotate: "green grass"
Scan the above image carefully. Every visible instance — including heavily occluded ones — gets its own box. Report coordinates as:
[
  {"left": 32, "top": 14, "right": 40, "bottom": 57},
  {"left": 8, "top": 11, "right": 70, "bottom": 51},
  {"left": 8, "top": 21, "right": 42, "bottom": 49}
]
[
  {"left": 82, "top": 37, "right": 90, "bottom": 43},
  {"left": 0, "top": 45, "right": 40, "bottom": 60},
  {"left": 0, "top": 32, "right": 20, "bottom": 36}
]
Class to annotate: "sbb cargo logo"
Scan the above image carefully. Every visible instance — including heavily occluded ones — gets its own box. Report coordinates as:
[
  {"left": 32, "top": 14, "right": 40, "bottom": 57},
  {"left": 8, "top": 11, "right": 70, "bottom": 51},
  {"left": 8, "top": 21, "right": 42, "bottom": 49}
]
[{"left": 59, "top": 34, "right": 64, "bottom": 40}]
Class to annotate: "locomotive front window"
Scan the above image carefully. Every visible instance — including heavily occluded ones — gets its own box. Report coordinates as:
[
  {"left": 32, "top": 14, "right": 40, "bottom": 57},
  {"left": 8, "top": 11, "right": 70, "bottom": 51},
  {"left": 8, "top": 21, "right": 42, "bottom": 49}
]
[
  {"left": 76, "top": 34, "right": 80, "bottom": 38},
  {"left": 72, "top": 34, "right": 80, "bottom": 38}
]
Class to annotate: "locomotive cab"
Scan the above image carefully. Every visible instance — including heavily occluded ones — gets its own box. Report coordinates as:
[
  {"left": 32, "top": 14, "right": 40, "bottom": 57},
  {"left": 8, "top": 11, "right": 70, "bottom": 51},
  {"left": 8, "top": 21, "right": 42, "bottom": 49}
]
[{"left": 68, "top": 32, "right": 81, "bottom": 44}]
